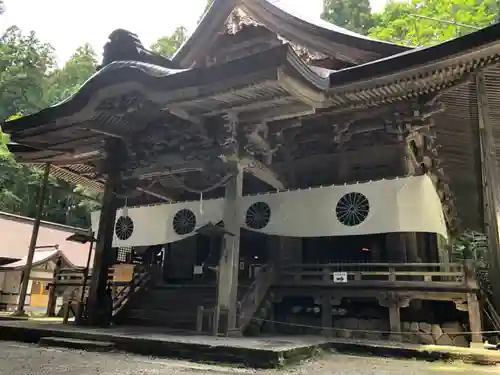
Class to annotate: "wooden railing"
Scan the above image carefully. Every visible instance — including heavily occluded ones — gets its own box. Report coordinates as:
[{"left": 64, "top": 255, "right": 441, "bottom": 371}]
[
  {"left": 52, "top": 268, "right": 114, "bottom": 287},
  {"left": 237, "top": 263, "right": 275, "bottom": 332},
  {"left": 48, "top": 266, "right": 151, "bottom": 321},
  {"left": 279, "top": 262, "right": 478, "bottom": 290}
]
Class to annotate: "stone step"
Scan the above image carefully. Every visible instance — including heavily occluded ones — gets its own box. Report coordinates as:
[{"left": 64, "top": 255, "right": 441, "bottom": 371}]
[{"left": 38, "top": 336, "right": 115, "bottom": 352}]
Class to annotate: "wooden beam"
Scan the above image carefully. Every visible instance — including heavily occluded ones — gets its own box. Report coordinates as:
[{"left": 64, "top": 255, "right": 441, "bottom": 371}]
[{"left": 239, "top": 103, "right": 314, "bottom": 124}]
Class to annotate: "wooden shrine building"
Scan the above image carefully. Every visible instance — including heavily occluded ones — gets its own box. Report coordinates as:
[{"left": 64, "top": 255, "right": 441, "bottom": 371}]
[{"left": 3, "top": 0, "right": 500, "bottom": 344}]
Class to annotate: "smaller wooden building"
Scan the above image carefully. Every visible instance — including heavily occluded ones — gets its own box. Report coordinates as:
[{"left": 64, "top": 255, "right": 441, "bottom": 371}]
[{"left": 0, "top": 212, "right": 90, "bottom": 312}]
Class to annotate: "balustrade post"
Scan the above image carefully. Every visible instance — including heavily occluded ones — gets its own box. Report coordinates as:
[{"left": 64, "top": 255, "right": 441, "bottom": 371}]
[
  {"left": 322, "top": 267, "right": 330, "bottom": 282},
  {"left": 467, "top": 292, "right": 483, "bottom": 347},
  {"left": 196, "top": 305, "right": 204, "bottom": 333},
  {"left": 463, "top": 259, "right": 477, "bottom": 289},
  {"left": 388, "top": 267, "right": 396, "bottom": 282}
]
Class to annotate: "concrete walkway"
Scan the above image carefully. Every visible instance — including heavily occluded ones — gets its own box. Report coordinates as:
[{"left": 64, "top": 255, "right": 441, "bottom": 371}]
[
  {"left": 0, "top": 319, "right": 499, "bottom": 367},
  {"left": 2, "top": 341, "right": 499, "bottom": 375}
]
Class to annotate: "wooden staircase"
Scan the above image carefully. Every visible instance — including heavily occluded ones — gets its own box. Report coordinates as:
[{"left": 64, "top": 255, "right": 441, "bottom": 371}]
[
  {"left": 113, "top": 263, "right": 276, "bottom": 335},
  {"left": 236, "top": 263, "right": 275, "bottom": 333},
  {"left": 112, "top": 266, "right": 151, "bottom": 317},
  {"left": 118, "top": 283, "right": 217, "bottom": 329}
]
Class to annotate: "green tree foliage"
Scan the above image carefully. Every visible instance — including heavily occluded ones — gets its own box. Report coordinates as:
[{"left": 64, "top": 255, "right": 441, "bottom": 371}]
[
  {"left": 150, "top": 26, "right": 188, "bottom": 58},
  {"left": 322, "top": 0, "right": 374, "bottom": 34},
  {"left": 198, "top": 0, "right": 213, "bottom": 23},
  {"left": 0, "top": 26, "right": 100, "bottom": 227},
  {"left": 205, "top": 0, "right": 213, "bottom": 13},
  {"left": 45, "top": 44, "right": 98, "bottom": 105},
  {"left": 0, "top": 26, "right": 55, "bottom": 120},
  {"left": 369, "top": 0, "right": 500, "bottom": 46}
]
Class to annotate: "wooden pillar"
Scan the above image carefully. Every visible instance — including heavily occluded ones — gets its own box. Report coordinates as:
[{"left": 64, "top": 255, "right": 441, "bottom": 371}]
[
  {"left": 388, "top": 305, "right": 402, "bottom": 341},
  {"left": 401, "top": 141, "right": 420, "bottom": 264},
  {"left": 215, "top": 163, "right": 243, "bottom": 334},
  {"left": 379, "top": 293, "right": 410, "bottom": 341},
  {"left": 476, "top": 73, "right": 500, "bottom": 309},
  {"left": 321, "top": 294, "right": 332, "bottom": 336},
  {"left": 15, "top": 162, "right": 50, "bottom": 316},
  {"left": 86, "top": 140, "right": 123, "bottom": 326},
  {"left": 467, "top": 292, "right": 483, "bottom": 346}
]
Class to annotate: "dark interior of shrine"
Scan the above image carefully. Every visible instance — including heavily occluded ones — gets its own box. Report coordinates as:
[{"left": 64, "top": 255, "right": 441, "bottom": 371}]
[
  {"left": 302, "top": 234, "right": 387, "bottom": 263},
  {"left": 132, "top": 229, "right": 441, "bottom": 285}
]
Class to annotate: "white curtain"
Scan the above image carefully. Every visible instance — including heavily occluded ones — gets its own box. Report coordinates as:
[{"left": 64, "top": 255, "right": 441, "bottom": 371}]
[{"left": 91, "top": 175, "right": 447, "bottom": 247}]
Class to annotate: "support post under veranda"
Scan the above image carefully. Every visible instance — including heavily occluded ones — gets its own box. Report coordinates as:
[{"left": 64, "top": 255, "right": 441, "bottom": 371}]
[
  {"left": 214, "top": 163, "right": 243, "bottom": 335},
  {"left": 14, "top": 162, "right": 50, "bottom": 316},
  {"left": 214, "top": 113, "right": 244, "bottom": 336},
  {"left": 86, "top": 139, "right": 124, "bottom": 326}
]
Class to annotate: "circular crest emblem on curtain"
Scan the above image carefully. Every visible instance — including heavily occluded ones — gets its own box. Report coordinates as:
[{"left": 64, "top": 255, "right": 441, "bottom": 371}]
[
  {"left": 335, "top": 192, "right": 370, "bottom": 227},
  {"left": 173, "top": 209, "right": 197, "bottom": 235},
  {"left": 115, "top": 216, "right": 134, "bottom": 240},
  {"left": 245, "top": 202, "right": 271, "bottom": 229}
]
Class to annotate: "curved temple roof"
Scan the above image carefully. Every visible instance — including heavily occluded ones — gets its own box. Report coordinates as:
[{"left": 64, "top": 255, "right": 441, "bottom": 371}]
[
  {"left": 4, "top": 44, "right": 329, "bottom": 159},
  {"left": 4, "top": 22, "right": 500, "bottom": 230},
  {"left": 172, "top": 0, "right": 410, "bottom": 68}
]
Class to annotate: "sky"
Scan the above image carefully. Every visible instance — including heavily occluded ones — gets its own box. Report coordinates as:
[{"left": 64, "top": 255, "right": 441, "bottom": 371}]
[{"left": 0, "top": 0, "right": 389, "bottom": 65}]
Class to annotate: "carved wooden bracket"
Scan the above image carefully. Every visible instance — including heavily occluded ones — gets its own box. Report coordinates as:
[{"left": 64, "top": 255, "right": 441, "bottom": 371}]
[{"left": 377, "top": 292, "right": 411, "bottom": 308}]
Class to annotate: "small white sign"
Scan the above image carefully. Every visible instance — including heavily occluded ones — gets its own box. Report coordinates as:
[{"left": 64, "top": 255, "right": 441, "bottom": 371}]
[{"left": 333, "top": 272, "right": 348, "bottom": 283}]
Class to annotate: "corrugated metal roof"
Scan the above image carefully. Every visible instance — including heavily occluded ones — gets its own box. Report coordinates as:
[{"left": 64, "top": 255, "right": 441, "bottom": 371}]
[
  {"left": 0, "top": 248, "right": 67, "bottom": 269},
  {"left": 29, "top": 164, "right": 104, "bottom": 193}
]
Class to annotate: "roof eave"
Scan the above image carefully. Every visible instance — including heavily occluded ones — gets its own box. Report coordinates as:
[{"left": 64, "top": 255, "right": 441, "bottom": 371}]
[{"left": 329, "top": 23, "right": 500, "bottom": 89}]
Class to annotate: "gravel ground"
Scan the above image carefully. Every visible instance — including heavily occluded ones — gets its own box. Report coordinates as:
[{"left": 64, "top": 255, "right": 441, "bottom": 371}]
[{"left": 0, "top": 341, "right": 498, "bottom": 375}]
